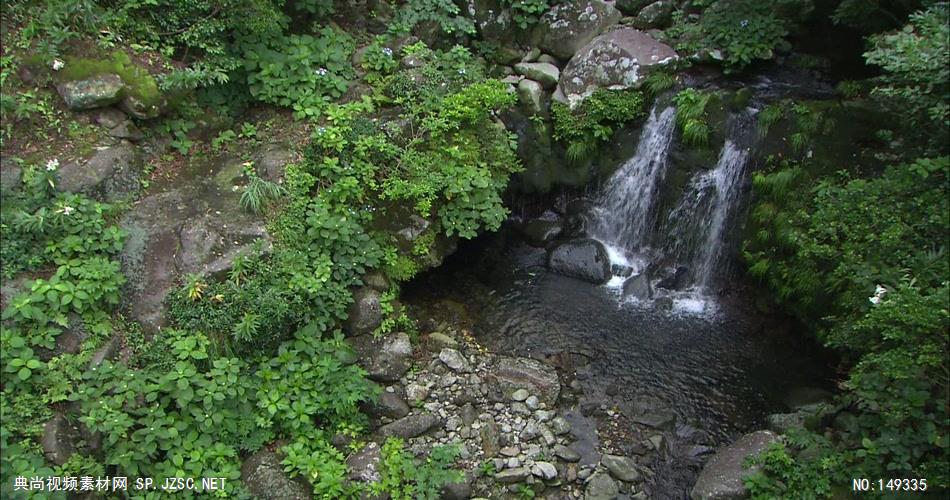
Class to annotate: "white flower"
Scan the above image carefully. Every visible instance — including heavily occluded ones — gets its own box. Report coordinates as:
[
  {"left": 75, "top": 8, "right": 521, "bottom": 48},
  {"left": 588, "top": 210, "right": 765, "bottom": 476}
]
[
  {"left": 51, "top": 59, "right": 65, "bottom": 71},
  {"left": 868, "top": 284, "right": 887, "bottom": 305},
  {"left": 740, "top": 19, "right": 749, "bottom": 28},
  {"left": 57, "top": 205, "right": 75, "bottom": 216},
  {"left": 46, "top": 159, "right": 59, "bottom": 171},
  {"left": 869, "top": 296, "right": 881, "bottom": 305},
  {"left": 458, "top": 68, "right": 467, "bottom": 75},
  {"left": 382, "top": 47, "right": 393, "bottom": 57},
  {"left": 315, "top": 67, "right": 328, "bottom": 76}
]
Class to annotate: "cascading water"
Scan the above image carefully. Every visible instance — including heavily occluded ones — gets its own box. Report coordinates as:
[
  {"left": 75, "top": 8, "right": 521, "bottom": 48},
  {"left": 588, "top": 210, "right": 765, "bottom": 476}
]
[{"left": 588, "top": 105, "right": 676, "bottom": 276}]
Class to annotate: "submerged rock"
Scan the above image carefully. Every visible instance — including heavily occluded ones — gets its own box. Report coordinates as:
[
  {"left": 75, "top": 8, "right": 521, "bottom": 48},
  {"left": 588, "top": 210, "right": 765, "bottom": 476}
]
[
  {"left": 490, "top": 356, "right": 561, "bottom": 406},
  {"left": 547, "top": 238, "right": 611, "bottom": 284},
  {"left": 690, "top": 430, "right": 779, "bottom": 500},
  {"left": 555, "top": 28, "right": 677, "bottom": 107},
  {"left": 536, "top": 0, "right": 622, "bottom": 60}
]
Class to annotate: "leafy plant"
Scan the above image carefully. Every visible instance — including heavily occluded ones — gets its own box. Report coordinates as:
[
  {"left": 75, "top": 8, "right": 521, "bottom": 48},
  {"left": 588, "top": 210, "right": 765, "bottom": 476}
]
[
  {"left": 240, "top": 175, "right": 286, "bottom": 215},
  {"left": 552, "top": 89, "right": 646, "bottom": 161},
  {"left": 673, "top": 88, "right": 711, "bottom": 146}
]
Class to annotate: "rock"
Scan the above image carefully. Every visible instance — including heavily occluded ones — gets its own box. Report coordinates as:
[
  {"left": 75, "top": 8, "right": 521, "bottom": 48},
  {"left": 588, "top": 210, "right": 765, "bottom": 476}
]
[
  {"left": 41, "top": 414, "right": 78, "bottom": 465},
  {"left": 57, "top": 141, "right": 143, "bottom": 201},
  {"left": 549, "top": 416, "right": 571, "bottom": 435},
  {"left": 656, "top": 266, "right": 689, "bottom": 291},
  {"left": 632, "top": 409, "right": 675, "bottom": 430},
  {"left": 107, "top": 121, "right": 145, "bottom": 141},
  {"left": 439, "top": 348, "right": 472, "bottom": 373},
  {"left": 622, "top": 273, "right": 653, "bottom": 300},
  {"left": 536, "top": 0, "right": 622, "bottom": 60},
  {"left": 480, "top": 421, "right": 502, "bottom": 457},
  {"left": 345, "top": 287, "right": 383, "bottom": 336},
  {"left": 472, "top": 0, "right": 519, "bottom": 49},
  {"left": 517, "top": 79, "right": 544, "bottom": 115},
  {"left": 547, "top": 239, "right": 611, "bottom": 284},
  {"left": 555, "top": 28, "right": 677, "bottom": 108},
  {"left": 500, "top": 446, "right": 520, "bottom": 457},
  {"left": 782, "top": 387, "right": 833, "bottom": 411},
  {"left": 491, "top": 356, "right": 561, "bottom": 406},
  {"left": 349, "top": 333, "right": 413, "bottom": 383},
  {"left": 514, "top": 62, "right": 560, "bottom": 89},
  {"left": 511, "top": 388, "right": 530, "bottom": 402},
  {"left": 690, "top": 431, "right": 780, "bottom": 500},
  {"left": 523, "top": 48, "right": 542, "bottom": 62},
  {"left": 521, "top": 218, "right": 563, "bottom": 247},
  {"left": 252, "top": 144, "right": 297, "bottom": 183},
  {"left": 395, "top": 214, "right": 430, "bottom": 244},
  {"left": 363, "top": 391, "right": 411, "bottom": 420},
  {"left": 56, "top": 74, "right": 124, "bottom": 110},
  {"left": 767, "top": 412, "right": 805, "bottom": 434},
  {"left": 631, "top": 0, "right": 674, "bottom": 29},
  {"left": 427, "top": 331, "right": 459, "bottom": 351},
  {"left": 441, "top": 475, "right": 473, "bottom": 500},
  {"left": 346, "top": 442, "right": 383, "bottom": 483},
  {"left": 555, "top": 444, "right": 582, "bottom": 462},
  {"left": 362, "top": 271, "right": 391, "bottom": 292},
  {"left": 601, "top": 454, "right": 640, "bottom": 483},
  {"left": 0, "top": 157, "right": 22, "bottom": 192},
  {"left": 532, "top": 461, "right": 558, "bottom": 480},
  {"left": 406, "top": 382, "right": 430, "bottom": 404},
  {"left": 585, "top": 471, "right": 619, "bottom": 500},
  {"left": 378, "top": 414, "right": 440, "bottom": 439},
  {"left": 495, "top": 466, "right": 531, "bottom": 484},
  {"left": 88, "top": 335, "right": 122, "bottom": 368},
  {"left": 120, "top": 94, "right": 162, "bottom": 120},
  {"left": 525, "top": 395, "right": 540, "bottom": 410},
  {"left": 538, "top": 54, "right": 559, "bottom": 65},
  {"left": 95, "top": 107, "right": 127, "bottom": 128},
  {"left": 615, "top": 0, "right": 653, "bottom": 15},
  {"left": 241, "top": 449, "right": 312, "bottom": 500}
]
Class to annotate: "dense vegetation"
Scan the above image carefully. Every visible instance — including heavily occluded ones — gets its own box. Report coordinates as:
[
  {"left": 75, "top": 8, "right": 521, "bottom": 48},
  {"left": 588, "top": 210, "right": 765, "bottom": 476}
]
[{"left": 0, "top": 0, "right": 947, "bottom": 499}]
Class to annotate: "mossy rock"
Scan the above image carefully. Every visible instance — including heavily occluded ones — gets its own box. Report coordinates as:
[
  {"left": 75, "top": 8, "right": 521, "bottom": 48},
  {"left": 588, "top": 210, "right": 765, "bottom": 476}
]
[{"left": 56, "top": 51, "right": 164, "bottom": 117}]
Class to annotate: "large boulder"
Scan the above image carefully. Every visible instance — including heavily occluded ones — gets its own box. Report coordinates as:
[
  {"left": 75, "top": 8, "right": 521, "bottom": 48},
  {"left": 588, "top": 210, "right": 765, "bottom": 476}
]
[
  {"left": 490, "top": 356, "right": 560, "bottom": 406},
  {"left": 56, "top": 74, "right": 124, "bottom": 110},
  {"left": 57, "top": 141, "right": 144, "bottom": 201},
  {"left": 690, "top": 431, "right": 779, "bottom": 500},
  {"left": 535, "top": 0, "right": 622, "bottom": 60},
  {"left": 241, "top": 449, "right": 312, "bottom": 500},
  {"left": 555, "top": 28, "right": 677, "bottom": 107},
  {"left": 547, "top": 238, "right": 611, "bottom": 284}
]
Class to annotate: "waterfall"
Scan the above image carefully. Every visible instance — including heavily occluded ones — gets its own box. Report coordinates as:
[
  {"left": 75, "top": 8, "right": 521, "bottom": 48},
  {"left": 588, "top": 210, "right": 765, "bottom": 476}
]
[
  {"left": 589, "top": 105, "right": 676, "bottom": 270},
  {"left": 664, "top": 140, "right": 751, "bottom": 290}
]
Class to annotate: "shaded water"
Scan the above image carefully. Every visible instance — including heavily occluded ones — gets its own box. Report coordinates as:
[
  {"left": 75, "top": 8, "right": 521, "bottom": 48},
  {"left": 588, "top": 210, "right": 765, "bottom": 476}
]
[{"left": 406, "top": 237, "right": 833, "bottom": 498}]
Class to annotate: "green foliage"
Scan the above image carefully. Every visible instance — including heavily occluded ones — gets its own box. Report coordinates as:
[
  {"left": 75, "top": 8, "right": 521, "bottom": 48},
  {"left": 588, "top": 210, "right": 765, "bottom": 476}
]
[
  {"left": 240, "top": 173, "right": 286, "bottom": 215},
  {"left": 372, "top": 438, "right": 463, "bottom": 500},
  {"left": 673, "top": 88, "right": 711, "bottom": 146},
  {"left": 502, "top": 0, "right": 551, "bottom": 28},
  {"left": 281, "top": 435, "right": 352, "bottom": 497},
  {"left": 58, "top": 51, "right": 162, "bottom": 108},
  {"left": 390, "top": 0, "right": 476, "bottom": 37},
  {"left": 864, "top": 3, "right": 949, "bottom": 154},
  {"left": 643, "top": 71, "right": 676, "bottom": 96},
  {"left": 552, "top": 89, "right": 647, "bottom": 160},
  {"left": 361, "top": 39, "right": 399, "bottom": 82}
]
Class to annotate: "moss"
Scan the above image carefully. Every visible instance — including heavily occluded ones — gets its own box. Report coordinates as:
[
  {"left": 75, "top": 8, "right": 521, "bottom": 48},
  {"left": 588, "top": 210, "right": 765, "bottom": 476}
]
[{"left": 57, "top": 51, "right": 162, "bottom": 108}]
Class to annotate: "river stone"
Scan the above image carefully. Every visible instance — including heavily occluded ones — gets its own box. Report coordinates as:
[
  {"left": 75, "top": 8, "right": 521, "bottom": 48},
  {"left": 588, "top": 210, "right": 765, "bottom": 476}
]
[
  {"left": 535, "top": 0, "right": 622, "bottom": 60},
  {"left": 362, "top": 390, "right": 410, "bottom": 420},
  {"left": 495, "top": 466, "right": 531, "bottom": 484},
  {"left": 345, "top": 287, "right": 382, "bottom": 336},
  {"left": 241, "top": 449, "right": 312, "bottom": 500},
  {"left": 555, "top": 444, "right": 582, "bottom": 462},
  {"left": 346, "top": 442, "right": 382, "bottom": 483},
  {"left": 517, "top": 79, "right": 544, "bottom": 115},
  {"left": 57, "top": 141, "right": 143, "bottom": 201},
  {"left": 631, "top": 0, "right": 674, "bottom": 29},
  {"left": 690, "top": 430, "right": 779, "bottom": 500},
  {"left": 615, "top": 0, "right": 653, "bottom": 15},
  {"left": 555, "top": 28, "right": 677, "bottom": 108},
  {"left": 378, "top": 414, "right": 440, "bottom": 439},
  {"left": 601, "top": 454, "right": 640, "bottom": 482},
  {"left": 622, "top": 272, "right": 653, "bottom": 300},
  {"left": 56, "top": 74, "right": 124, "bottom": 110},
  {"left": 41, "top": 414, "right": 78, "bottom": 465},
  {"left": 439, "top": 348, "right": 472, "bottom": 372},
  {"left": 491, "top": 356, "right": 561, "bottom": 406},
  {"left": 547, "top": 238, "right": 611, "bottom": 284},
  {"left": 585, "top": 471, "right": 619, "bottom": 500},
  {"left": 514, "top": 62, "right": 560, "bottom": 89}
]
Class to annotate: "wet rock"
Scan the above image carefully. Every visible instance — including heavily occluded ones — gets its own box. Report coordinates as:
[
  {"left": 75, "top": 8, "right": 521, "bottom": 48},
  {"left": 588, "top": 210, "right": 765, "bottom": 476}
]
[
  {"left": 514, "top": 62, "right": 560, "bottom": 89},
  {"left": 517, "top": 79, "right": 544, "bottom": 115},
  {"left": 654, "top": 296, "right": 674, "bottom": 311},
  {"left": 345, "top": 287, "right": 383, "bottom": 336},
  {"left": 521, "top": 218, "right": 563, "bottom": 247},
  {"left": 555, "top": 444, "right": 582, "bottom": 462},
  {"left": 41, "top": 414, "right": 78, "bottom": 465},
  {"left": 547, "top": 238, "right": 611, "bottom": 284},
  {"left": 525, "top": 395, "right": 540, "bottom": 410},
  {"left": 538, "top": 54, "right": 559, "bottom": 65},
  {"left": 657, "top": 266, "right": 690, "bottom": 291},
  {"left": 346, "top": 442, "right": 382, "bottom": 483},
  {"left": 536, "top": 0, "right": 622, "bottom": 60},
  {"left": 57, "top": 141, "right": 143, "bottom": 201},
  {"left": 555, "top": 28, "right": 677, "bottom": 107},
  {"left": 439, "top": 348, "right": 472, "bottom": 373},
  {"left": 622, "top": 273, "right": 653, "bottom": 300},
  {"left": 57, "top": 74, "right": 124, "bottom": 110},
  {"left": 602, "top": 454, "right": 641, "bottom": 483},
  {"left": 491, "top": 356, "right": 561, "bottom": 406},
  {"left": 690, "top": 430, "right": 779, "bottom": 500},
  {"left": 585, "top": 471, "right": 619, "bottom": 500},
  {"left": 378, "top": 414, "right": 440, "bottom": 439},
  {"left": 395, "top": 214, "right": 430, "bottom": 244},
  {"left": 241, "top": 449, "right": 312, "bottom": 500},
  {"left": 495, "top": 466, "right": 531, "bottom": 484}
]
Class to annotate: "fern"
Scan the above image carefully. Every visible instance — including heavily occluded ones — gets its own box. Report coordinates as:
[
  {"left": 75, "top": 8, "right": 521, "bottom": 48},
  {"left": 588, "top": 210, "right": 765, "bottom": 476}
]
[
  {"left": 566, "top": 140, "right": 595, "bottom": 163},
  {"left": 240, "top": 176, "right": 286, "bottom": 215},
  {"left": 644, "top": 72, "right": 675, "bottom": 96},
  {"left": 757, "top": 103, "right": 785, "bottom": 137},
  {"left": 673, "top": 89, "right": 711, "bottom": 147},
  {"left": 681, "top": 120, "right": 710, "bottom": 146}
]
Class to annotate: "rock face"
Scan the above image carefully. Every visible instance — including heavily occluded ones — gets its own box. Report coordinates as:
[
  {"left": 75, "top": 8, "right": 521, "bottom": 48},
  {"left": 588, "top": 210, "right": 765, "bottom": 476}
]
[
  {"left": 691, "top": 430, "right": 779, "bottom": 500},
  {"left": 514, "top": 62, "right": 560, "bottom": 89},
  {"left": 547, "top": 238, "right": 611, "bottom": 284},
  {"left": 57, "top": 141, "right": 144, "bottom": 201},
  {"left": 536, "top": 0, "right": 622, "bottom": 60},
  {"left": 241, "top": 449, "right": 312, "bottom": 500},
  {"left": 56, "top": 74, "right": 124, "bottom": 110},
  {"left": 41, "top": 414, "right": 78, "bottom": 465},
  {"left": 556, "top": 28, "right": 677, "bottom": 107},
  {"left": 345, "top": 287, "right": 383, "bottom": 336},
  {"left": 490, "top": 356, "right": 560, "bottom": 406}
]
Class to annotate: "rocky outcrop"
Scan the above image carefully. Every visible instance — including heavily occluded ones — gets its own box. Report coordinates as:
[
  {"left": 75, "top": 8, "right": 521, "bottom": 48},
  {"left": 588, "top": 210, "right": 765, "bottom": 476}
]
[
  {"left": 57, "top": 141, "right": 144, "bottom": 201},
  {"left": 555, "top": 28, "right": 677, "bottom": 107},
  {"left": 535, "top": 0, "right": 622, "bottom": 60},
  {"left": 56, "top": 74, "right": 124, "bottom": 110},
  {"left": 547, "top": 238, "right": 611, "bottom": 284},
  {"left": 241, "top": 449, "right": 312, "bottom": 500},
  {"left": 691, "top": 430, "right": 779, "bottom": 500}
]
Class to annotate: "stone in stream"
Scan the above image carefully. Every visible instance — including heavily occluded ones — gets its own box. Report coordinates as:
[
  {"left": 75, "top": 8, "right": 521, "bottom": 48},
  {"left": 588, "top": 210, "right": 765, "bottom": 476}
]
[
  {"left": 584, "top": 471, "right": 619, "bottom": 500},
  {"left": 491, "top": 356, "right": 561, "bottom": 406},
  {"left": 241, "top": 449, "right": 312, "bottom": 500},
  {"left": 622, "top": 272, "right": 653, "bottom": 300},
  {"left": 56, "top": 74, "right": 124, "bottom": 110},
  {"left": 536, "top": 0, "right": 622, "bottom": 60},
  {"left": 601, "top": 454, "right": 641, "bottom": 483},
  {"left": 690, "top": 430, "right": 779, "bottom": 500},
  {"left": 547, "top": 238, "right": 611, "bottom": 285},
  {"left": 511, "top": 388, "right": 530, "bottom": 402}
]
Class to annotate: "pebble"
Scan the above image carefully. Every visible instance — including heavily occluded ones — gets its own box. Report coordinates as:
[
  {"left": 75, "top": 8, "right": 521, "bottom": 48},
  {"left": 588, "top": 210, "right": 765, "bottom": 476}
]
[
  {"left": 511, "top": 389, "right": 530, "bottom": 401},
  {"left": 500, "top": 446, "right": 520, "bottom": 457},
  {"left": 525, "top": 395, "right": 540, "bottom": 410},
  {"left": 550, "top": 416, "right": 571, "bottom": 435},
  {"left": 532, "top": 461, "right": 558, "bottom": 481}
]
